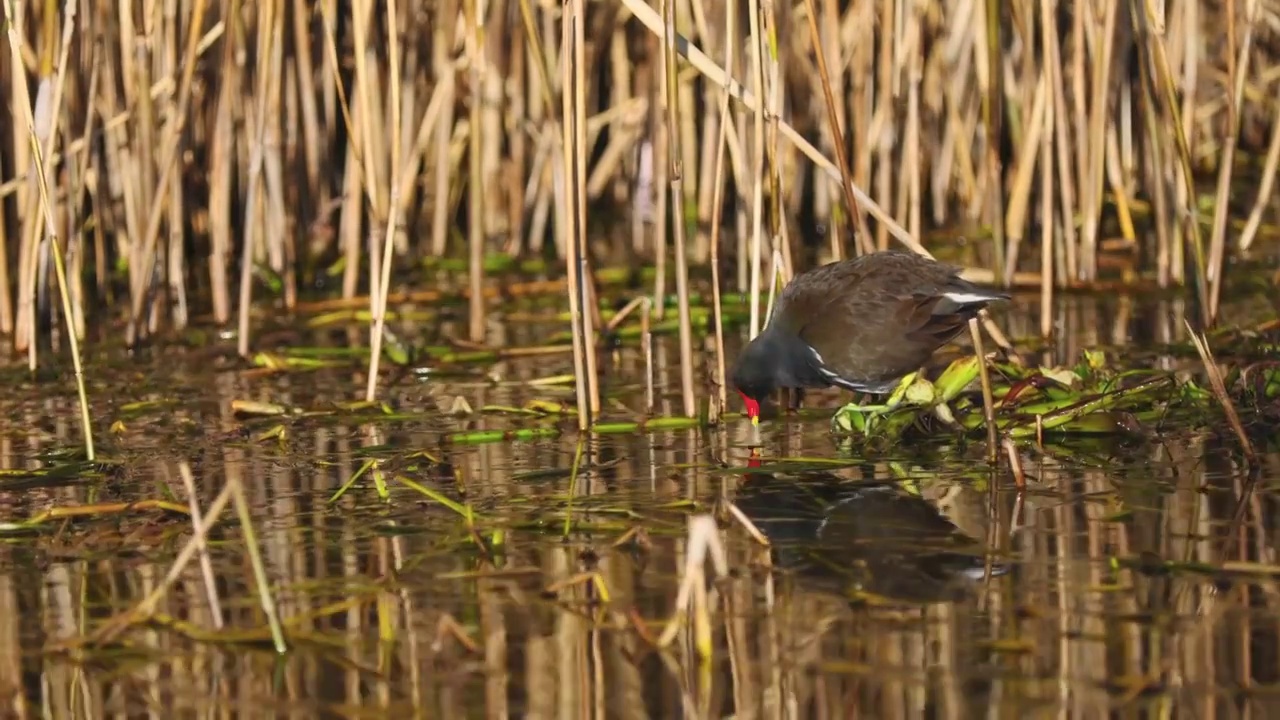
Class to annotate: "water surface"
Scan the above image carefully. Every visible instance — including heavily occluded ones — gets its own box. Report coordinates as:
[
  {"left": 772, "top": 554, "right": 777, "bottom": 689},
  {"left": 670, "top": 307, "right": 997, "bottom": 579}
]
[{"left": 0, "top": 292, "right": 1277, "bottom": 718}]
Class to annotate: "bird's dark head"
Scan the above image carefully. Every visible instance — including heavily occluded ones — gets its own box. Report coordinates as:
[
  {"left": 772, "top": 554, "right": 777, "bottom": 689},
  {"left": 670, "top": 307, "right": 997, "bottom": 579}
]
[{"left": 730, "top": 337, "right": 779, "bottom": 426}]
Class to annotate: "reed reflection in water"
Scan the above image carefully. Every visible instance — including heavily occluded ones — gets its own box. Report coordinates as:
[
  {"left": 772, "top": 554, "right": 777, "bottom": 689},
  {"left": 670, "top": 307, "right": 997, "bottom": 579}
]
[{"left": 0, "top": 294, "right": 1276, "bottom": 718}]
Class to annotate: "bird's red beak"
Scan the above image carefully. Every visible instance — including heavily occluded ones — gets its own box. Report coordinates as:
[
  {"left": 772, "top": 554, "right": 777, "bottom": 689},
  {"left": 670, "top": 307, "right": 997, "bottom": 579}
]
[{"left": 737, "top": 390, "right": 760, "bottom": 426}]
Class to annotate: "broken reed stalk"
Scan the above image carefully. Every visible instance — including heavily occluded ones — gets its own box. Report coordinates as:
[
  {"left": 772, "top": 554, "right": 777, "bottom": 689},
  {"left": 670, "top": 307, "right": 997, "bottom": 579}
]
[
  {"left": 969, "top": 318, "right": 999, "bottom": 463},
  {"left": 177, "top": 461, "right": 225, "bottom": 628},
  {"left": 228, "top": 475, "right": 288, "bottom": 653},
  {"left": 3, "top": 3, "right": 94, "bottom": 461},
  {"left": 87, "top": 473, "right": 285, "bottom": 653},
  {"left": 1184, "top": 320, "right": 1256, "bottom": 463},
  {"left": 1002, "top": 437, "right": 1027, "bottom": 489},
  {"left": 88, "top": 477, "right": 236, "bottom": 646},
  {"left": 366, "top": 200, "right": 401, "bottom": 402},
  {"left": 661, "top": 0, "right": 697, "bottom": 418}
]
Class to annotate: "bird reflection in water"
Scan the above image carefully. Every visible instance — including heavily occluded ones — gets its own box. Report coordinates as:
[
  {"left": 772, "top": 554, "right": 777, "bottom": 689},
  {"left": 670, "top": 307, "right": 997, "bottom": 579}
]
[{"left": 734, "top": 458, "right": 1010, "bottom": 605}]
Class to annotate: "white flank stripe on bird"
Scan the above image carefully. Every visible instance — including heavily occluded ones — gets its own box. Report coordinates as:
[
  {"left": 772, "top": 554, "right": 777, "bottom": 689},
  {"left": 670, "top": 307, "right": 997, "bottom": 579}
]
[{"left": 943, "top": 291, "right": 996, "bottom": 304}]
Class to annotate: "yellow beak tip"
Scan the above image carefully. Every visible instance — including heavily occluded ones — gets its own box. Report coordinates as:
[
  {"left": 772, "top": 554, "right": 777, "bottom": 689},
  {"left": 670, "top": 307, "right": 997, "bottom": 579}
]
[{"left": 750, "top": 416, "right": 759, "bottom": 426}]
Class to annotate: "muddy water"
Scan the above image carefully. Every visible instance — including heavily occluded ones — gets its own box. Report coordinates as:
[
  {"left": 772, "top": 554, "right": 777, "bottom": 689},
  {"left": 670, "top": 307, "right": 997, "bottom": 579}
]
[{"left": 0, "top": 291, "right": 1277, "bottom": 718}]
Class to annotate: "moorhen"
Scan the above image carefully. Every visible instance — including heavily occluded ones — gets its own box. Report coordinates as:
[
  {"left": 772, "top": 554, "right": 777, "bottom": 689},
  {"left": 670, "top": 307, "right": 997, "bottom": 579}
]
[{"left": 731, "top": 251, "right": 1008, "bottom": 424}]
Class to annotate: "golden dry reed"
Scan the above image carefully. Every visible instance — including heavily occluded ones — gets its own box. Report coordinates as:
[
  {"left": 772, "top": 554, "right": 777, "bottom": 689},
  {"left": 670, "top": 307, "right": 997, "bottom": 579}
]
[{"left": 1, "top": 1, "right": 1277, "bottom": 416}]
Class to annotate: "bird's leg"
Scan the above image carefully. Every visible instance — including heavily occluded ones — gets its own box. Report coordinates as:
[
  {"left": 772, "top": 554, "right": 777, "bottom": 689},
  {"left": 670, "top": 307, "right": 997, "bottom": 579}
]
[{"left": 786, "top": 388, "right": 806, "bottom": 413}]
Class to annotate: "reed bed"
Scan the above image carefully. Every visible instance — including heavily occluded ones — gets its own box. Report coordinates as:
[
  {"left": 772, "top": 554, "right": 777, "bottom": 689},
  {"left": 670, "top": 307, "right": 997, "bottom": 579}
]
[{"left": 2, "top": 0, "right": 1279, "bottom": 429}]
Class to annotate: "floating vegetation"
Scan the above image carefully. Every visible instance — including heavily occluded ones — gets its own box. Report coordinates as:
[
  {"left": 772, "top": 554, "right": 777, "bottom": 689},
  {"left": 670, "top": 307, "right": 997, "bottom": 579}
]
[{"left": 832, "top": 349, "right": 1236, "bottom": 442}]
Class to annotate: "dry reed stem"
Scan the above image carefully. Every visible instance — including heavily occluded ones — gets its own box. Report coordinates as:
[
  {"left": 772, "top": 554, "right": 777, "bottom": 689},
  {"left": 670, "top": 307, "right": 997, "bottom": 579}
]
[
  {"left": 365, "top": 0, "right": 407, "bottom": 403},
  {"left": 661, "top": 0, "right": 697, "bottom": 418},
  {"left": 1002, "top": 437, "right": 1026, "bottom": 488},
  {"left": 761, "top": 1, "right": 790, "bottom": 286},
  {"left": 86, "top": 478, "right": 236, "bottom": 647},
  {"left": 177, "top": 461, "right": 225, "bottom": 629},
  {"left": 562, "top": 0, "right": 594, "bottom": 429},
  {"left": 431, "top": 0, "right": 459, "bottom": 258},
  {"left": 642, "top": 296, "right": 655, "bottom": 413},
  {"left": 657, "top": 514, "right": 728, "bottom": 649},
  {"left": 1238, "top": 77, "right": 1280, "bottom": 252},
  {"left": 1004, "top": 75, "right": 1047, "bottom": 283},
  {"left": 708, "top": 69, "right": 732, "bottom": 421},
  {"left": 1206, "top": 0, "right": 1260, "bottom": 323},
  {"left": 746, "top": 0, "right": 767, "bottom": 339},
  {"left": 969, "top": 318, "right": 999, "bottom": 463},
  {"left": 572, "top": 1, "right": 601, "bottom": 418},
  {"left": 3, "top": 0, "right": 94, "bottom": 461},
  {"left": 1135, "top": 1, "right": 1211, "bottom": 324},
  {"left": 1039, "top": 0, "right": 1056, "bottom": 338},
  {"left": 620, "top": 0, "right": 928, "bottom": 243},
  {"left": 983, "top": 0, "right": 1007, "bottom": 276},
  {"left": 229, "top": 474, "right": 288, "bottom": 653},
  {"left": 366, "top": 202, "right": 401, "bottom": 402},
  {"left": 652, "top": 38, "right": 671, "bottom": 328},
  {"left": 1079, "top": 0, "right": 1118, "bottom": 283},
  {"left": 1184, "top": 320, "right": 1256, "bottom": 463},
  {"left": 124, "top": 0, "right": 210, "bottom": 346},
  {"left": 466, "top": 0, "right": 486, "bottom": 343}
]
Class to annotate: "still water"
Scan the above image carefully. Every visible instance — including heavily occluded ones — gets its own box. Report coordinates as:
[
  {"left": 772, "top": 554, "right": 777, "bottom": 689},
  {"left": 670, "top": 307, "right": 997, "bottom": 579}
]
[{"left": 0, "top": 291, "right": 1276, "bottom": 718}]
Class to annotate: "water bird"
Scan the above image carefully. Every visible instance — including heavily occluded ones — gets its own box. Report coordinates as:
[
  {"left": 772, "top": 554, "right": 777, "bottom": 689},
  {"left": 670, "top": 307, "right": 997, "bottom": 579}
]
[{"left": 731, "top": 250, "right": 1008, "bottom": 424}]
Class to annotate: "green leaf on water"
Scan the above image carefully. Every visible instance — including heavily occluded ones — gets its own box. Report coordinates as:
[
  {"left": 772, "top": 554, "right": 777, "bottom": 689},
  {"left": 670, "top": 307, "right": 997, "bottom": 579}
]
[
  {"left": 903, "top": 376, "right": 937, "bottom": 405},
  {"left": 935, "top": 356, "right": 980, "bottom": 401}
]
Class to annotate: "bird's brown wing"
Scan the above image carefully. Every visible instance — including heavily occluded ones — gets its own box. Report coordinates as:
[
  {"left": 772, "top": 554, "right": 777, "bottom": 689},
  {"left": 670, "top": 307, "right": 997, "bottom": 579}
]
[
  {"left": 770, "top": 258, "right": 881, "bottom": 334},
  {"left": 798, "top": 290, "right": 958, "bottom": 386},
  {"left": 898, "top": 293, "right": 972, "bottom": 346}
]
